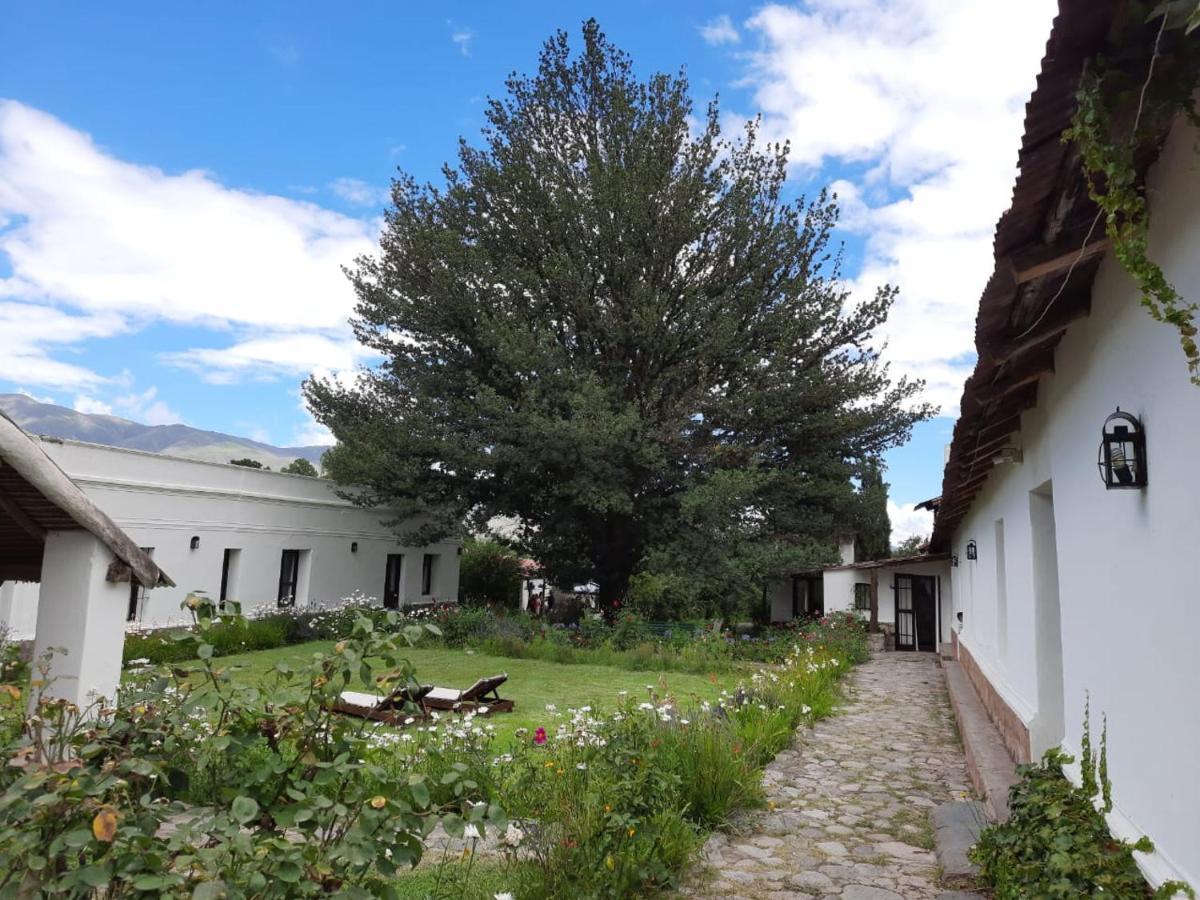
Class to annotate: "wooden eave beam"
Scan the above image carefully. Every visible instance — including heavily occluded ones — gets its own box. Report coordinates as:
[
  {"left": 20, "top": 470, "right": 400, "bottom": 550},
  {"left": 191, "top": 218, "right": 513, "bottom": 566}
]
[
  {"left": 0, "top": 493, "right": 47, "bottom": 542},
  {"left": 984, "top": 304, "right": 1090, "bottom": 368},
  {"left": 1010, "top": 237, "right": 1110, "bottom": 285}
]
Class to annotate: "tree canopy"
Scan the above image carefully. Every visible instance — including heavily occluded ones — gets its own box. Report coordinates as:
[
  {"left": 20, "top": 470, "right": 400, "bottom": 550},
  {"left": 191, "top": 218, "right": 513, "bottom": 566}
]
[
  {"left": 229, "top": 458, "right": 265, "bottom": 470},
  {"left": 281, "top": 458, "right": 318, "bottom": 477},
  {"left": 306, "top": 21, "right": 933, "bottom": 614}
]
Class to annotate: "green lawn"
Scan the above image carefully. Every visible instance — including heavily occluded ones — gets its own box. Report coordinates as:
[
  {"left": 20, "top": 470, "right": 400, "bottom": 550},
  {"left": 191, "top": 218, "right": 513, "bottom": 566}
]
[{"left": 198, "top": 641, "right": 742, "bottom": 746}]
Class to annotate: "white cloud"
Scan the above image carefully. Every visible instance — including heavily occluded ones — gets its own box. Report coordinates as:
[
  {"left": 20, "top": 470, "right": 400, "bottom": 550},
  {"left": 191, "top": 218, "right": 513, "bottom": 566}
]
[
  {"left": 0, "top": 100, "right": 378, "bottom": 388},
  {"left": 700, "top": 15, "right": 740, "bottom": 45},
  {"left": 888, "top": 500, "right": 933, "bottom": 546},
  {"left": 72, "top": 395, "right": 113, "bottom": 415},
  {"left": 0, "top": 302, "right": 125, "bottom": 389},
  {"left": 740, "top": 1, "right": 1057, "bottom": 415},
  {"left": 329, "top": 177, "right": 389, "bottom": 208},
  {"left": 72, "top": 385, "right": 185, "bottom": 425},
  {"left": 162, "top": 332, "right": 369, "bottom": 384},
  {"left": 451, "top": 28, "right": 474, "bottom": 56}
]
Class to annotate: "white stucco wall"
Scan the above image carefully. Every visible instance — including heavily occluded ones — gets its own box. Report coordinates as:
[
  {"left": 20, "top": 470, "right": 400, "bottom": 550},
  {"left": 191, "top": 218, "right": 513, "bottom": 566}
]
[
  {"left": 1, "top": 439, "right": 460, "bottom": 638},
  {"left": 823, "top": 560, "right": 952, "bottom": 643},
  {"left": 950, "top": 117, "right": 1200, "bottom": 888}
]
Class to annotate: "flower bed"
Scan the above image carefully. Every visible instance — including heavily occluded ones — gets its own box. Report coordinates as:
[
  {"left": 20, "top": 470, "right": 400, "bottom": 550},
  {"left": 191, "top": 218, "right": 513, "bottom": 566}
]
[{"left": 4, "top": 605, "right": 866, "bottom": 897}]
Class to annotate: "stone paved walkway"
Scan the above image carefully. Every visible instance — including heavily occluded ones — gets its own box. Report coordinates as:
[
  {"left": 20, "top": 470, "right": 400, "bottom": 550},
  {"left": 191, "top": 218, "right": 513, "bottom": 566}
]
[{"left": 676, "top": 652, "right": 976, "bottom": 900}]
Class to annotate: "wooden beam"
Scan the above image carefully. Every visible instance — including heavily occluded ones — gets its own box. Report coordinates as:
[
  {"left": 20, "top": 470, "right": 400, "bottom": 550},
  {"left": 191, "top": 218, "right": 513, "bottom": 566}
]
[
  {"left": 963, "top": 433, "right": 1019, "bottom": 461},
  {"left": 0, "top": 492, "right": 47, "bottom": 542},
  {"left": 988, "top": 303, "right": 1089, "bottom": 367},
  {"left": 1011, "top": 237, "right": 1109, "bottom": 285}
]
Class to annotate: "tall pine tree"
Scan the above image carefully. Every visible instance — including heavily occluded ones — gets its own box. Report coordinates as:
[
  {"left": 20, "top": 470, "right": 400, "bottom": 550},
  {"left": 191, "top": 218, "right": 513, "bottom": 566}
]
[{"left": 305, "top": 21, "right": 933, "bottom": 613}]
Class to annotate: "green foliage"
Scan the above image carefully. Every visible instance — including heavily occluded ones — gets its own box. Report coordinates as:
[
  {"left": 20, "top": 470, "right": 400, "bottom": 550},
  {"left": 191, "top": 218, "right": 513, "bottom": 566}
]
[
  {"left": 853, "top": 460, "right": 891, "bottom": 562},
  {"left": 1064, "top": 3, "right": 1200, "bottom": 384},
  {"left": 892, "top": 534, "right": 926, "bottom": 556},
  {"left": 458, "top": 538, "right": 524, "bottom": 609},
  {"left": 0, "top": 600, "right": 505, "bottom": 897},
  {"left": 491, "top": 616, "right": 863, "bottom": 898},
  {"left": 971, "top": 702, "right": 1195, "bottom": 899},
  {"left": 280, "top": 457, "right": 318, "bottom": 477},
  {"left": 228, "top": 457, "right": 266, "bottom": 469},
  {"left": 306, "top": 20, "right": 933, "bottom": 615}
]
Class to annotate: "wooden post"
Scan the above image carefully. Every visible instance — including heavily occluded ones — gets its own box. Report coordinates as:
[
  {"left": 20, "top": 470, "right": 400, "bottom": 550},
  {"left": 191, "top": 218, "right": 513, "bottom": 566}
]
[{"left": 869, "top": 568, "right": 879, "bottom": 634}]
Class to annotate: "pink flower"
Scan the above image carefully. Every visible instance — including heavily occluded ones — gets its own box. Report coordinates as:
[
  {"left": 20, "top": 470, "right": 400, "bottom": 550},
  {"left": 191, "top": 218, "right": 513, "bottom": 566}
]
[{"left": 533, "top": 727, "right": 547, "bottom": 745}]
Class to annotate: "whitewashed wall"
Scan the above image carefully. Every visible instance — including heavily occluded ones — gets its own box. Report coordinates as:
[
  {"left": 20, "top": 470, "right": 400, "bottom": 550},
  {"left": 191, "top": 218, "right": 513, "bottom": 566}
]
[
  {"left": 950, "top": 117, "right": 1200, "bottom": 888},
  {"left": 1, "top": 439, "right": 460, "bottom": 638}
]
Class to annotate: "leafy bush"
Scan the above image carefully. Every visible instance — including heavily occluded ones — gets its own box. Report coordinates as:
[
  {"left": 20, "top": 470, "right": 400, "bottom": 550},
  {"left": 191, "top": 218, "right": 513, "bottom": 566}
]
[
  {"left": 491, "top": 625, "right": 860, "bottom": 897},
  {"left": 458, "top": 538, "right": 524, "bottom": 609},
  {"left": 1, "top": 600, "right": 507, "bottom": 896},
  {"left": 432, "top": 603, "right": 499, "bottom": 647},
  {"left": 971, "top": 703, "right": 1194, "bottom": 900}
]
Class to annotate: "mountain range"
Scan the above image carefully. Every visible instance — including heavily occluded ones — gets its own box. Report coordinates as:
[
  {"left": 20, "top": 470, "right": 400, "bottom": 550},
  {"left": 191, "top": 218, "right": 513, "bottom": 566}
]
[{"left": 0, "top": 393, "right": 327, "bottom": 470}]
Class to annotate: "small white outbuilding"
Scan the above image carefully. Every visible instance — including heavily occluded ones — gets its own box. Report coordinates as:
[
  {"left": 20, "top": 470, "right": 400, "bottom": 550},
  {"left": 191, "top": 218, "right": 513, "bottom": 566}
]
[{"left": 0, "top": 410, "right": 171, "bottom": 709}]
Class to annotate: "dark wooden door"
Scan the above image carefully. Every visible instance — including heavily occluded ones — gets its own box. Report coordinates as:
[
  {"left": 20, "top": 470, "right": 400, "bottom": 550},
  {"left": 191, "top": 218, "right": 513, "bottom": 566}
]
[
  {"left": 384, "top": 554, "right": 403, "bottom": 609},
  {"left": 791, "top": 576, "right": 824, "bottom": 619},
  {"left": 894, "top": 574, "right": 936, "bottom": 651},
  {"left": 277, "top": 550, "right": 300, "bottom": 607}
]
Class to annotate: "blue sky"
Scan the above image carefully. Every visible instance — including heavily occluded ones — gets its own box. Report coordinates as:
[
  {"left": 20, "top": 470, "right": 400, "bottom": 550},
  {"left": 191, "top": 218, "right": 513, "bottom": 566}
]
[{"left": 0, "top": 1, "right": 1058, "bottom": 538}]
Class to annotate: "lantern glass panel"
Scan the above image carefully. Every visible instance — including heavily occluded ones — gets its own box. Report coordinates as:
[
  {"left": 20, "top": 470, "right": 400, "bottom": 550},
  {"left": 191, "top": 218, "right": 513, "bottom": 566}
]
[{"left": 1098, "top": 409, "right": 1146, "bottom": 489}]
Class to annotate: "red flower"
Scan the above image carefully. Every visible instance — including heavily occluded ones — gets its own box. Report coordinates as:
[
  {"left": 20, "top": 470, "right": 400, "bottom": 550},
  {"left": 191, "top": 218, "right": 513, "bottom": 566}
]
[{"left": 533, "top": 727, "right": 547, "bottom": 745}]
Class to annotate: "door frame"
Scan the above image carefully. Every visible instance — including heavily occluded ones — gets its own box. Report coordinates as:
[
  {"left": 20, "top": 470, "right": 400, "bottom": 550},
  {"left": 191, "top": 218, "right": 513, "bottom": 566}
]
[
  {"left": 894, "top": 572, "right": 937, "bottom": 652},
  {"left": 384, "top": 553, "right": 404, "bottom": 610}
]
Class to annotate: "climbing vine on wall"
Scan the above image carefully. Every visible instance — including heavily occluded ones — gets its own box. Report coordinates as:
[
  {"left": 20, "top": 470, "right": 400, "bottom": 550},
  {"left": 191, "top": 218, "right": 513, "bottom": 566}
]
[{"left": 1063, "top": 2, "right": 1200, "bottom": 384}]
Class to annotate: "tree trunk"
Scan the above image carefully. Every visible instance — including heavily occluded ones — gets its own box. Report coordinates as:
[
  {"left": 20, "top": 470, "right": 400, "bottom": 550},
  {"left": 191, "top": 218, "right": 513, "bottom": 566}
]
[{"left": 597, "top": 569, "right": 632, "bottom": 624}]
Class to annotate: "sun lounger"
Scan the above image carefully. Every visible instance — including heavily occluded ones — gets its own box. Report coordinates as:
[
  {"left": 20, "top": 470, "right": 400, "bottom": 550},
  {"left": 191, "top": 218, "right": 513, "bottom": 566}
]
[
  {"left": 331, "top": 683, "right": 433, "bottom": 724},
  {"left": 422, "top": 674, "right": 513, "bottom": 713}
]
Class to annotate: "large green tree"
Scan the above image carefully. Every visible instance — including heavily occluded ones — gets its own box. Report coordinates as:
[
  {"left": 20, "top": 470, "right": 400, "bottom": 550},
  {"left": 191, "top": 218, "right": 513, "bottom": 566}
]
[{"left": 306, "top": 22, "right": 933, "bottom": 613}]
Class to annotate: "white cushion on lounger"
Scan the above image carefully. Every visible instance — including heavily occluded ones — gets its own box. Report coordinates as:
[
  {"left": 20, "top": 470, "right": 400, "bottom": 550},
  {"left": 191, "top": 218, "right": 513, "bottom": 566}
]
[
  {"left": 426, "top": 687, "right": 463, "bottom": 702},
  {"left": 340, "top": 690, "right": 384, "bottom": 708}
]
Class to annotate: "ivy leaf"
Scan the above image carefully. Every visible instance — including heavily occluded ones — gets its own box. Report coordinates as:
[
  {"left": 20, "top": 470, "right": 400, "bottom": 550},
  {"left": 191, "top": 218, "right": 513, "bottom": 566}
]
[{"left": 231, "top": 796, "right": 259, "bottom": 824}]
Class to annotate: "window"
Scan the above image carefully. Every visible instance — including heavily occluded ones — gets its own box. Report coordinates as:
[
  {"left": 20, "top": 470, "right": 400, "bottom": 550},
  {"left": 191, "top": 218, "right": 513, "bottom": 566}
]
[
  {"left": 127, "top": 580, "right": 147, "bottom": 622},
  {"left": 219, "top": 549, "right": 241, "bottom": 611},
  {"left": 421, "top": 553, "right": 437, "bottom": 596},
  {"left": 854, "top": 583, "right": 871, "bottom": 611},
  {"left": 278, "top": 549, "right": 300, "bottom": 607},
  {"left": 384, "top": 554, "right": 404, "bottom": 609},
  {"left": 126, "top": 547, "right": 154, "bottom": 621}
]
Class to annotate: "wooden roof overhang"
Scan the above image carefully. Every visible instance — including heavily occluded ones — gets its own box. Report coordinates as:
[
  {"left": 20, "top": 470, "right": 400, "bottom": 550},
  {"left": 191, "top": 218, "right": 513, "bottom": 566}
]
[
  {"left": 930, "top": 0, "right": 1172, "bottom": 550},
  {"left": 0, "top": 412, "right": 172, "bottom": 588}
]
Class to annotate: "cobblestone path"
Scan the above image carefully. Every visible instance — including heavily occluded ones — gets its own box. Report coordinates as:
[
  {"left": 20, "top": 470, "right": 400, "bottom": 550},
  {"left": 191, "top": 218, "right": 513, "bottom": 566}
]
[{"left": 676, "top": 652, "right": 975, "bottom": 900}]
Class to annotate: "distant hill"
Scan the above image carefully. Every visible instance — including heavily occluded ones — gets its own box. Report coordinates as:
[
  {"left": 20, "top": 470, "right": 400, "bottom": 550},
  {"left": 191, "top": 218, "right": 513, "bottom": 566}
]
[{"left": 0, "top": 393, "right": 328, "bottom": 471}]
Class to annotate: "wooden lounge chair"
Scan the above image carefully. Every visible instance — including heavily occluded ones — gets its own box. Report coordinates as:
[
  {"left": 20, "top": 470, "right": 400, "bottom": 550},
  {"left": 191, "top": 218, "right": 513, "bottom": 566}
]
[
  {"left": 331, "top": 683, "right": 433, "bottom": 724},
  {"left": 422, "top": 674, "right": 513, "bottom": 713}
]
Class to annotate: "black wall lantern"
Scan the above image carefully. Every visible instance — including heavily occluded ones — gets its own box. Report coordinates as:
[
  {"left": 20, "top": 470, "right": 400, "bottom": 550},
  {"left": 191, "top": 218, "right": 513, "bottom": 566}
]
[
  {"left": 1098, "top": 408, "right": 1147, "bottom": 489},
  {"left": 350, "top": 541, "right": 358, "bottom": 554},
  {"left": 189, "top": 535, "right": 200, "bottom": 550},
  {"left": 965, "top": 540, "right": 977, "bottom": 561}
]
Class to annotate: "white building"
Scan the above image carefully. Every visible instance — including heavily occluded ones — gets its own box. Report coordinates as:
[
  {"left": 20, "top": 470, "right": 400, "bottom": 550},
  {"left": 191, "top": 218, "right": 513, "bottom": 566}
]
[
  {"left": 1, "top": 435, "right": 461, "bottom": 641},
  {"left": 767, "top": 535, "right": 955, "bottom": 653},
  {"left": 928, "top": 4, "right": 1199, "bottom": 890}
]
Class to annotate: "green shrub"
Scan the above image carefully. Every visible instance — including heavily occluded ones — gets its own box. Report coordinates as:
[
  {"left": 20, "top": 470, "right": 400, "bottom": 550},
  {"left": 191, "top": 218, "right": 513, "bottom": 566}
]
[
  {"left": 459, "top": 538, "right": 524, "bottom": 608},
  {"left": 434, "top": 603, "right": 499, "bottom": 647},
  {"left": 971, "top": 706, "right": 1194, "bottom": 900},
  {"left": 1, "top": 604, "right": 505, "bottom": 896}
]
